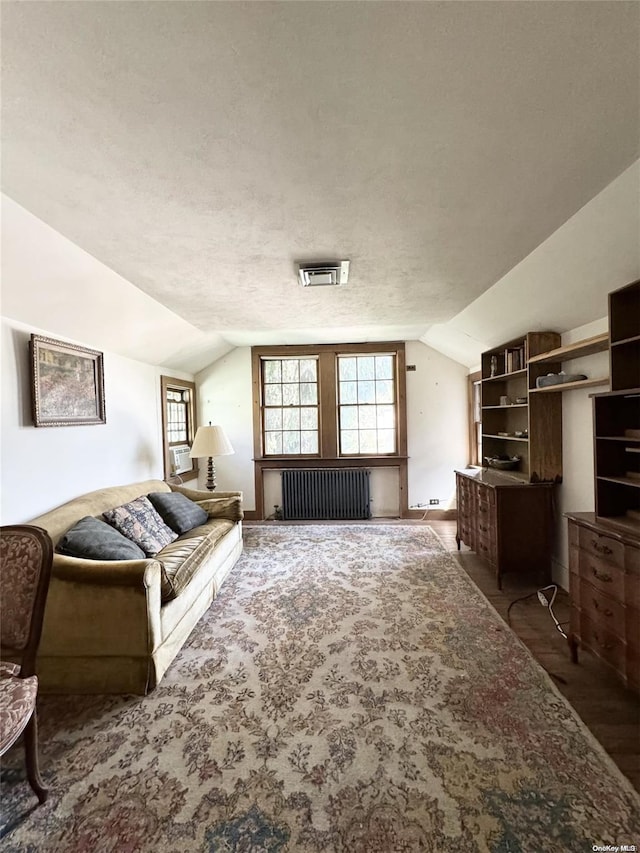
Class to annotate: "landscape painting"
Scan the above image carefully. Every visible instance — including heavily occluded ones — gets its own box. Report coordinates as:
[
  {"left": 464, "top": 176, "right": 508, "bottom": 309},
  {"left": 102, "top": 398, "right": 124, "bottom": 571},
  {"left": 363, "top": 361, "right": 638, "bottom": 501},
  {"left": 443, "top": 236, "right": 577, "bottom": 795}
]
[{"left": 30, "top": 334, "right": 106, "bottom": 427}]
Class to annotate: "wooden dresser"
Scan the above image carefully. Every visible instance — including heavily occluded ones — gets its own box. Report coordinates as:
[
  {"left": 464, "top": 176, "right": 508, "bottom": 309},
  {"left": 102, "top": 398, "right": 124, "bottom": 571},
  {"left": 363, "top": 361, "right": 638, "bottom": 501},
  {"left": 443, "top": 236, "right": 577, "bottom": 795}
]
[
  {"left": 566, "top": 512, "right": 639, "bottom": 694},
  {"left": 455, "top": 468, "right": 554, "bottom": 589},
  {"left": 565, "top": 281, "right": 639, "bottom": 693}
]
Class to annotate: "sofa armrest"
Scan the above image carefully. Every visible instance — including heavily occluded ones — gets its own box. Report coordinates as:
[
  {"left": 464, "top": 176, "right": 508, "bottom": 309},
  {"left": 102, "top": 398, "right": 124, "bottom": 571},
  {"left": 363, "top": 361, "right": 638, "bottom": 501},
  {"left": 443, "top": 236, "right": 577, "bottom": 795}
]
[
  {"left": 53, "top": 554, "right": 161, "bottom": 587},
  {"left": 169, "top": 485, "right": 244, "bottom": 521},
  {"left": 40, "top": 555, "right": 163, "bottom": 659}
]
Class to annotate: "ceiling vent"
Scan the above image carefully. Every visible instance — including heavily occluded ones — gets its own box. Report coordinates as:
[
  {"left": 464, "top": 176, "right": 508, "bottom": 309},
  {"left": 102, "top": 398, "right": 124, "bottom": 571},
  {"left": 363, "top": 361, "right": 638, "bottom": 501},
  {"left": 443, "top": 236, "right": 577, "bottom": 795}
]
[{"left": 297, "top": 260, "right": 350, "bottom": 288}]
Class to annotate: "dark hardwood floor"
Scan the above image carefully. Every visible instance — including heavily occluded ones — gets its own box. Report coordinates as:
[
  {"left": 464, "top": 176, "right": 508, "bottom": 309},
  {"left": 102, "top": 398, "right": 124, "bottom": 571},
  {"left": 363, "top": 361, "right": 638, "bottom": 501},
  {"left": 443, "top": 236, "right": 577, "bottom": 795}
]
[{"left": 429, "top": 519, "right": 640, "bottom": 792}]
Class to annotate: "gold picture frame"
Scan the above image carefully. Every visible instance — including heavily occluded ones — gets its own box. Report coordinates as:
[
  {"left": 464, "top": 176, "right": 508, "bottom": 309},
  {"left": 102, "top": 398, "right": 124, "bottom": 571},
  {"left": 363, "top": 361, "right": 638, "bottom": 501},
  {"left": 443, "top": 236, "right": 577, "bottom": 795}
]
[{"left": 30, "top": 334, "right": 106, "bottom": 427}]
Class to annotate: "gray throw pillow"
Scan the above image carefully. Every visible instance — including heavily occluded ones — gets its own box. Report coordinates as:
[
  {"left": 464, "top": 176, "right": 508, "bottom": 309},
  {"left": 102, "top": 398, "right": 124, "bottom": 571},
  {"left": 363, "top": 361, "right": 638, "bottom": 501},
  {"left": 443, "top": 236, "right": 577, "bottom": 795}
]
[
  {"left": 57, "top": 516, "right": 146, "bottom": 560},
  {"left": 147, "top": 492, "right": 208, "bottom": 535}
]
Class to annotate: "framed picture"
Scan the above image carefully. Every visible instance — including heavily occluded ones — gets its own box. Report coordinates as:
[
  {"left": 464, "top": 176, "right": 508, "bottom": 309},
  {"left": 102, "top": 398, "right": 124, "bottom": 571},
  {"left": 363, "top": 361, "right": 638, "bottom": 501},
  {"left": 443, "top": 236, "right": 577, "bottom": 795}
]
[{"left": 30, "top": 334, "right": 106, "bottom": 427}]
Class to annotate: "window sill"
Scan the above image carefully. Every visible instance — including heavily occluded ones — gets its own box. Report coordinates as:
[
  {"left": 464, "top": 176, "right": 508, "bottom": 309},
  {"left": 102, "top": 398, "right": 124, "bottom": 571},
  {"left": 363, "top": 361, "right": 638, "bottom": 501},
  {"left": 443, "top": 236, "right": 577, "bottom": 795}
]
[{"left": 254, "top": 456, "right": 408, "bottom": 465}]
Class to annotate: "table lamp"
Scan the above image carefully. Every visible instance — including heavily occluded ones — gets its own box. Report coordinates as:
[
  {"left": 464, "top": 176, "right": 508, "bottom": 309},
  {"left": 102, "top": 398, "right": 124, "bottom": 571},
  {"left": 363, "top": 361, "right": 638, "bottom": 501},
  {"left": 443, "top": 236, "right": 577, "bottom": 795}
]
[{"left": 189, "top": 423, "right": 234, "bottom": 491}]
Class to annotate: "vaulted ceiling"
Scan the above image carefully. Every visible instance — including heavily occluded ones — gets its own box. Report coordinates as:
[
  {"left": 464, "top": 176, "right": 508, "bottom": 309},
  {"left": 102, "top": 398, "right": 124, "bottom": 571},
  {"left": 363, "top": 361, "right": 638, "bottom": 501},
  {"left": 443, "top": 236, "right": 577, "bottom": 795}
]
[{"left": 2, "top": 1, "right": 639, "bottom": 367}]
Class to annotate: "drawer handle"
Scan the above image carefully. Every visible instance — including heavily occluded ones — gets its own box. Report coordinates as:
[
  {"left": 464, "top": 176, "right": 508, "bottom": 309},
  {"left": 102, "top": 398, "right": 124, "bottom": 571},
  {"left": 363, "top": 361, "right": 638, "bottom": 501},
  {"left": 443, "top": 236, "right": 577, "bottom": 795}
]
[
  {"left": 479, "top": 505, "right": 487, "bottom": 513},
  {"left": 479, "top": 524, "right": 488, "bottom": 533},
  {"left": 591, "top": 539, "right": 613, "bottom": 556},
  {"left": 591, "top": 567, "right": 612, "bottom": 583},
  {"left": 593, "top": 631, "right": 614, "bottom": 651},
  {"left": 592, "top": 599, "right": 613, "bottom": 617}
]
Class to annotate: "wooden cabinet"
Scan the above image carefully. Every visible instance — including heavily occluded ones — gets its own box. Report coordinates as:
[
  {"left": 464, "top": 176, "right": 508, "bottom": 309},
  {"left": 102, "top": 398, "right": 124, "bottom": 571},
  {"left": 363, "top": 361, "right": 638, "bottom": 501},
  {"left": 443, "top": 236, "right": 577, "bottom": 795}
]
[
  {"left": 481, "top": 331, "right": 562, "bottom": 483},
  {"left": 567, "top": 513, "right": 640, "bottom": 694},
  {"left": 456, "top": 469, "right": 554, "bottom": 588}
]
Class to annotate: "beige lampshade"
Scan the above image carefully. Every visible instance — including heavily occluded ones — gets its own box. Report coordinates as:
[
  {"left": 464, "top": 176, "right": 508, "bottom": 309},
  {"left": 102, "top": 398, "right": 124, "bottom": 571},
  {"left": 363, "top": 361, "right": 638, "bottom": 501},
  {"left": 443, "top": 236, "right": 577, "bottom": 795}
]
[{"left": 189, "top": 424, "right": 234, "bottom": 458}]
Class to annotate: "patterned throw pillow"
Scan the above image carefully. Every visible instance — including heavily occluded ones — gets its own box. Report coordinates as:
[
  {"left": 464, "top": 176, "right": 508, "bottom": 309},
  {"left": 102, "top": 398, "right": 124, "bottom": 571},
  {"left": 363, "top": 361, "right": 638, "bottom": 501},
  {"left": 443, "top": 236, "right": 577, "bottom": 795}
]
[
  {"left": 103, "top": 497, "right": 178, "bottom": 556},
  {"left": 147, "top": 492, "right": 208, "bottom": 535},
  {"left": 57, "top": 516, "right": 146, "bottom": 560}
]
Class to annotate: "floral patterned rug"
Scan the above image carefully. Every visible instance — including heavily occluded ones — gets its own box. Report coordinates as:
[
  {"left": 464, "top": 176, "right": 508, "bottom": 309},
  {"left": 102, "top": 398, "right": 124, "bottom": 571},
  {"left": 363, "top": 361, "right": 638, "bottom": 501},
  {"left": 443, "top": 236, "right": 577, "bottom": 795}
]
[{"left": 1, "top": 524, "right": 638, "bottom": 852}]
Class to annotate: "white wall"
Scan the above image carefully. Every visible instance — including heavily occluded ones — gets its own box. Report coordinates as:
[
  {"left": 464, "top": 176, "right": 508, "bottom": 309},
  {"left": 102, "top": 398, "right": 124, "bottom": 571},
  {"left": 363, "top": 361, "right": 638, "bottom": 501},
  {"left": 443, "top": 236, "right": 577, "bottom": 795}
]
[
  {"left": 195, "top": 348, "right": 255, "bottom": 500},
  {"left": 552, "top": 318, "right": 609, "bottom": 588},
  {"left": 1, "top": 194, "right": 233, "bottom": 374},
  {"left": 405, "top": 340, "right": 469, "bottom": 509},
  {"left": 195, "top": 340, "right": 469, "bottom": 515},
  {"left": 1, "top": 317, "right": 194, "bottom": 523}
]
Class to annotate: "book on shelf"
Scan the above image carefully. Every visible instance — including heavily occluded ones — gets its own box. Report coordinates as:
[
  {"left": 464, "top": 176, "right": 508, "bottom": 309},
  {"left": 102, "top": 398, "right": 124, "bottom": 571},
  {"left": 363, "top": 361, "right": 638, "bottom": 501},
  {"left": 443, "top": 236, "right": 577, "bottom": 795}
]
[{"left": 503, "top": 346, "right": 525, "bottom": 373}]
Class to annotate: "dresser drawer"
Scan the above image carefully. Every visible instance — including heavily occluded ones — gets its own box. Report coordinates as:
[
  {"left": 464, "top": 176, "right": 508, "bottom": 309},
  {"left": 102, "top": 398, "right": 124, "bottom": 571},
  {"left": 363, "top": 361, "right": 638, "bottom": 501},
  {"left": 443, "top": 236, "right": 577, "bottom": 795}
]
[
  {"left": 569, "top": 601, "right": 580, "bottom": 636},
  {"left": 578, "top": 581, "right": 625, "bottom": 635},
  {"left": 625, "top": 546, "right": 640, "bottom": 610},
  {"left": 458, "top": 495, "right": 473, "bottom": 516},
  {"left": 476, "top": 484, "right": 496, "bottom": 505},
  {"left": 568, "top": 522, "right": 580, "bottom": 549},
  {"left": 578, "top": 526, "right": 625, "bottom": 568},
  {"left": 458, "top": 521, "right": 471, "bottom": 545},
  {"left": 476, "top": 535, "right": 496, "bottom": 566},
  {"left": 626, "top": 606, "right": 640, "bottom": 653},
  {"left": 476, "top": 516, "right": 495, "bottom": 539},
  {"left": 577, "top": 552, "right": 625, "bottom": 601},
  {"left": 476, "top": 500, "right": 494, "bottom": 523},
  {"left": 580, "top": 615, "right": 627, "bottom": 674},
  {"left": 626, "top": 640, "right": 640, "bottom": 691}
]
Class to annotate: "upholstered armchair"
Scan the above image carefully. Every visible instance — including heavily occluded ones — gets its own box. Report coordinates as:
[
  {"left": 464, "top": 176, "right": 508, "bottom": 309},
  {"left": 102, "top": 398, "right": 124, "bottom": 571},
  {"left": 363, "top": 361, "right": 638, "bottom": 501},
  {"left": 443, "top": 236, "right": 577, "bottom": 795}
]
[{"left": 0, "top": 525, "right": 53, "bottom": 804}]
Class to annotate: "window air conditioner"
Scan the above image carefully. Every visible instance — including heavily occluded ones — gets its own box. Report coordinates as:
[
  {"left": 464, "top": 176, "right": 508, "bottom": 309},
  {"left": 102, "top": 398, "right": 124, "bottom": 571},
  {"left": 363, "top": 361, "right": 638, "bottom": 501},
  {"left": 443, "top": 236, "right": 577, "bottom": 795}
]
[{"left": 171, "top": 445, "right": 192, "bottom": 474}]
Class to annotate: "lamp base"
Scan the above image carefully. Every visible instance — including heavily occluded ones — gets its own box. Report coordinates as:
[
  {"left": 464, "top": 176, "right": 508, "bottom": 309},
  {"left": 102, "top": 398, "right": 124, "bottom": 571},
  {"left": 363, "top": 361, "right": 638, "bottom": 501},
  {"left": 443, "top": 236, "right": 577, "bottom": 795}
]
[{"left": 205, "top": 457, "right": 217, "bottom": 491}]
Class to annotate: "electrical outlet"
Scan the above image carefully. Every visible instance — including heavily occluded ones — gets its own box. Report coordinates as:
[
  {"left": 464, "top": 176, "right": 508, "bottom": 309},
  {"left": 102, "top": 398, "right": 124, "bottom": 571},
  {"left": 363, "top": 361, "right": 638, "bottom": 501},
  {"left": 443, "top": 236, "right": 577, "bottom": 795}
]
[
  {"left": 537, "top": 590, "right": 549, "bottom": 607},
  {"left": 429, "top": 499, "right": 440, "bottom": 505}
]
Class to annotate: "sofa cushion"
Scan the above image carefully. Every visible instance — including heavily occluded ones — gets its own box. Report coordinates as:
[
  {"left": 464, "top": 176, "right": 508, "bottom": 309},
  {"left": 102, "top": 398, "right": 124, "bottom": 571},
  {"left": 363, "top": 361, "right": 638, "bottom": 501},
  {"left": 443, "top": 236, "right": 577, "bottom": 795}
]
[
  {"left": 156, "top": 519, "right": 235, "bottom": 602},
  {"left": 103, "top": 497, "right": 178, "bottom": 556},
  {"left": 147, "top": 492, "right": 208, "bottom": 535},
  {"left": 57, "top": 516, "right": 146, "bottom": 560}
]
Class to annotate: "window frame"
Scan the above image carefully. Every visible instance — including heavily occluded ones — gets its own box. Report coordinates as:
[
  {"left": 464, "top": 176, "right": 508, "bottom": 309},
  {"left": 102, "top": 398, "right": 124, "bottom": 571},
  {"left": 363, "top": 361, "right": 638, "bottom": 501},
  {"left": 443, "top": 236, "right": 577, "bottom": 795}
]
[
  {"left": 468, "top": 370, "right": 482, "bottom": 466},
  {"left": 160, "top": 375, "right": 198, "bottom": 481},
  {"left": 336, "top": 352, "right": 399, "bottom": 456},
  {"left": 260, "top": 355, "right": 321, "bottom": 457},
  {"left": 251, "top": 343, "right": 408, "bottom": 519}
]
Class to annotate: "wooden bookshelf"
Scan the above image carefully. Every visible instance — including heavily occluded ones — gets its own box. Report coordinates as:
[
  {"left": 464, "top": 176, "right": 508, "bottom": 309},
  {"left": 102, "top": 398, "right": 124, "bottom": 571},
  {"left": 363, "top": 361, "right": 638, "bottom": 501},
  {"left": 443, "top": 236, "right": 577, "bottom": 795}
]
[
  {"left": 528, "top": 331, "right": 609, "bottom": 393},
  {"left": 528, "top": 332, "right": 609, "bottom": 364},
  {"left": 481, "top": 331, "right": 562, "bottom": 483}
]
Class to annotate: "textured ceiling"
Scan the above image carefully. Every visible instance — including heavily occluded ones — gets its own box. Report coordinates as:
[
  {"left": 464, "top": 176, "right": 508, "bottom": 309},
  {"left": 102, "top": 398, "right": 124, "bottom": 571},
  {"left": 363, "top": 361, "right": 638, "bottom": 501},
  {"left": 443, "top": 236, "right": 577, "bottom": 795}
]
[{"left": 1, "top": 1, "right": 639, "bottom": 357}]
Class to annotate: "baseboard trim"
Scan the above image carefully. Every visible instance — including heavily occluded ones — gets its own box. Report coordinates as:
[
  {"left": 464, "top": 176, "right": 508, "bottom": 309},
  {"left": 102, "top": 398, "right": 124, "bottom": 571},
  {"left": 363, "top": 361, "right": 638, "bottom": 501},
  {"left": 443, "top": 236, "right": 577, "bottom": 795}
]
[
  {"left": 244, "top": 509, "right": 457, "bottom": 522},
  {"left": 402, "top": 509, "right": 457, "bottom": 521}
]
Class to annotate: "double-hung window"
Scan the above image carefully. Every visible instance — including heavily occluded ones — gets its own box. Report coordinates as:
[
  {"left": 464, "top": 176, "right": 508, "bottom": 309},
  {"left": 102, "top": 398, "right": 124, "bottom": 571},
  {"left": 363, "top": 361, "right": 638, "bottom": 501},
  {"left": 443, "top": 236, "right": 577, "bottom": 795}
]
[
  {"left": 337, "top": 354, "right": 397, "bottom": 455},
  {"left": 251, "top": 342, "right": 407, "bottom": 519},
  {"left": 262, "top": 357, "right": 319, "bottom": 455},
  {"left": 253, "top": 343, "right": 405, "bottom": 459}
]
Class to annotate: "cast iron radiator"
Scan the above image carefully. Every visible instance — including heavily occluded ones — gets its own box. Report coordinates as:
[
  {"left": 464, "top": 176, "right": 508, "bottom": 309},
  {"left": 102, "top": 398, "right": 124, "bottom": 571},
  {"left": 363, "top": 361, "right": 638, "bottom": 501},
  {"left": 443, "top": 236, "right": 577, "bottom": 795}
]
[{"left": 281, "top": 469, "right": 372, "bottom": 520}]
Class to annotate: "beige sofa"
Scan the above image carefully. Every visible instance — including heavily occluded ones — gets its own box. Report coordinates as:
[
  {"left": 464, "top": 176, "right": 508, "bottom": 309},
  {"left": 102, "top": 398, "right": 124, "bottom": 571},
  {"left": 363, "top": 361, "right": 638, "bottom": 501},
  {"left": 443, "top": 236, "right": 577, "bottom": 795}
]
[{"left": 27, "top": 479, "right": 243, "bottom": 695}]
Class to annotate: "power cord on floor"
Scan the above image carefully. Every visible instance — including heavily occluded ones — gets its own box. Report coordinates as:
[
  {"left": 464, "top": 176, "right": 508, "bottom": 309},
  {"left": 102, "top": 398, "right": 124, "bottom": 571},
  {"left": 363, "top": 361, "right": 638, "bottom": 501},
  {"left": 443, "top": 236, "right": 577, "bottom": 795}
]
[{"left": 507, "top": 584, "right": 569, "bottom": 685}]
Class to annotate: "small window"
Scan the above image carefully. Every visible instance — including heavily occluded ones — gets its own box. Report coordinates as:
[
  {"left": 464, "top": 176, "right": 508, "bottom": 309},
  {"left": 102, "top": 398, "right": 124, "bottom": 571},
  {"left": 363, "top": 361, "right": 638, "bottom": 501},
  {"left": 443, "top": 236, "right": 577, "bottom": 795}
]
[
  {"left": 161, "top": 376, "right": 197, "bottom": 479},
  {"left": 468, "top": 372, "right": 482, "bottom": 466}
]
